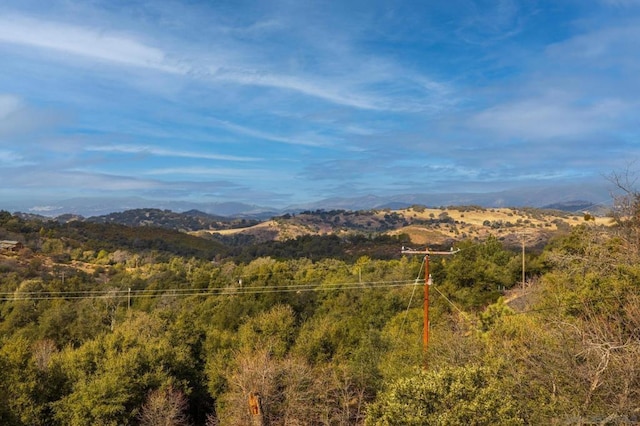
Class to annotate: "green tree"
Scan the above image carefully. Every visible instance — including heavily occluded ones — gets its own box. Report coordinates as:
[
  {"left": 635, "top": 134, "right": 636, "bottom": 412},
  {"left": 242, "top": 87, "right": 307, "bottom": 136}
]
[
  {"left": 435, "top": 237, "right": 514, "bottom": 310},
  {"left": 0, "top": 336, "right": 62, "bottom": 425},
  {"left": 366, "top": 365, "right": 525, "bottom": 425},
  {"left": 237, "top": 304, "right": 297, "bottom": 358},
  {"left": 51, "top": 312, "right": 196, "bottom": 425}
]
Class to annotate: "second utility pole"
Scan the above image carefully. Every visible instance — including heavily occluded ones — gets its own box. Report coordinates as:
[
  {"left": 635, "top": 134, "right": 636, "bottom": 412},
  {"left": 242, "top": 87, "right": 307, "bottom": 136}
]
[{"left": 402, "top": 247, "right": 459, "bottom": 368}]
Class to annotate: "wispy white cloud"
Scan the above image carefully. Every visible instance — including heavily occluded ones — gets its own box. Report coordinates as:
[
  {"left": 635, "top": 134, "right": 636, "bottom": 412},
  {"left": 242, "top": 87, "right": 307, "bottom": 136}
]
[
  {"left": 0, "top": 94, "right": 26, "bottom": 137},
  {"left": 0, "top": 15, "right": 184, "bottom": 73},
  {"left": 210, "top": 118, "right": 332, "bottom": 147},
  {"left": 0, "top": 149, "right": 33, "bottom": 166},
  {"left": 470, "top": 96, "right": 628, "bottom": 140},
  {"left": 455, "top": 0, "right": 524, "bottom": 45},
  {"left": 0, "top": 94, "right": 22, "bottom": 119},
  {"left": 0, "top": 13, "right": 451, "bottom": 113},
  {"left": 0, "top": 93, "right": 64, "bottom": 139},
  {"left": 3, "top": 168, "right": 158, "bottom": 191},
  {"left": 3, "top": 168, "right": 243, "bottom": 199},
  {"left": 214, "top": 69, "right": 383, "bottom": 111},
  {"left": 85, "top": 144, "right": 261, "bottom": 162},
  {"left": 142, "top": 166, "right": 287, "bottom": 180},
  {"left": 465, "top": 14, "right": 640, "bottom": 145},
  {"left": 545, "top": 24, "right": 640, "bottom": 64}
]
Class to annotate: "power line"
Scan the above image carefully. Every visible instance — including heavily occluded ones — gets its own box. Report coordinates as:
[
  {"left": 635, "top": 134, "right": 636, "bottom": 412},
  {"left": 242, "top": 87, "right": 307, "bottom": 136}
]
[
  {"left": 0, "top": 278, "right": 415, "bottom": 296},
  {"left": 399, "top": 256, "right": 426, "bottom": 337},
  {"left": 430, "top": 284, "right": 475, "bottom": 325},
  {"left": 5, "top": 268, "right": 634, "bottom": 324},
  {"left": 0, "top": 279, "right": 420, "bottom": 302}
]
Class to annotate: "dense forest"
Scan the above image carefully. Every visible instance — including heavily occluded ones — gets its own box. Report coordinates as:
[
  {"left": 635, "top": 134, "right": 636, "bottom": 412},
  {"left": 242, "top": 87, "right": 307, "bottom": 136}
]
[{"left": 0, "top": 199, "right": 638, "bottom": 425}]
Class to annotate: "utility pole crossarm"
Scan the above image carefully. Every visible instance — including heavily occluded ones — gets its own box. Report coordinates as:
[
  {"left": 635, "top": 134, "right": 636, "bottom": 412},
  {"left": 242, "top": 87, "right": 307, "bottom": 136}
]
[{"left": 401, "top": 247, "right": 460, "bottom": 255}]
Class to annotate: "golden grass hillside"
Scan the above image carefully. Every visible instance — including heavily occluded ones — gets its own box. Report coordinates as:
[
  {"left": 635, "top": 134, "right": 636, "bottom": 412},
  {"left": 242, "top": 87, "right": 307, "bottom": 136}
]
[{"left": 196, "top": 206, "right": 611, "bottom": 248}]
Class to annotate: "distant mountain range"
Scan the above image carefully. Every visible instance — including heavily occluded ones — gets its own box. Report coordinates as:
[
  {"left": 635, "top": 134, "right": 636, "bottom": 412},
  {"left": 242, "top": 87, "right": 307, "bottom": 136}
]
[
  {"left": 14, "top": 208, "right": 260, "bottom": 232},
  {"left": 86, "top": 208, "right": 260, "bottom": 231},
  {"left": 9, "top": 197, "right": 279, "bottom": 219},
  {"left": 10, "top": 202, "right": 613, "bottom": 255},
  {"left": 3, "top": 183, "right": 612, "bottom": 218}
]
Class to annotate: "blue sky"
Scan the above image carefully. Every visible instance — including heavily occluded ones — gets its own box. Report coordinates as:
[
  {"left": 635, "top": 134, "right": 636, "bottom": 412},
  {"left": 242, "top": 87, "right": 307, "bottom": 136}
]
[{"left": 1, "top": 0, "right": 639, "bottom": 211}]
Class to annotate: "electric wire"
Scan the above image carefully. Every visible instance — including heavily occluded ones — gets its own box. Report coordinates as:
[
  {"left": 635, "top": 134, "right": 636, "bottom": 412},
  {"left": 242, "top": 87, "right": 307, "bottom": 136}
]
[
  {"left": 3, "top": 276, "right": 635, "bottom": 320},
  {"left": 430, "top": 284, "right": 476, "bottom": 325},
  {"left": 2, "top": 262, "right": 635, "bottom": 323},
  {"left": 399, "top": 256, "right": 425, "bottom": 337},
  {"left": 0, "top": 279, "right": 419, "bottom": 301}
]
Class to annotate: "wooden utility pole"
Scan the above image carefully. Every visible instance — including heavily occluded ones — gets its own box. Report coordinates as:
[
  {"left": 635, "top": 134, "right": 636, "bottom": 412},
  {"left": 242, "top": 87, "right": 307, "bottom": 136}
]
[
  {"left": 248, "top": 391, "right": 265, "bottom": 426},
  {"left": 401, "top": 247, "right": 459, "bottom": 368},
  {"left": 521, "top": 237, "right": 526, "bottom": 290},
  {"left": 423, "top": 254, "right": 432, "bottom": 351},
  {"left": 518, "top": 232, "right": 527, "bottom": 290}
]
